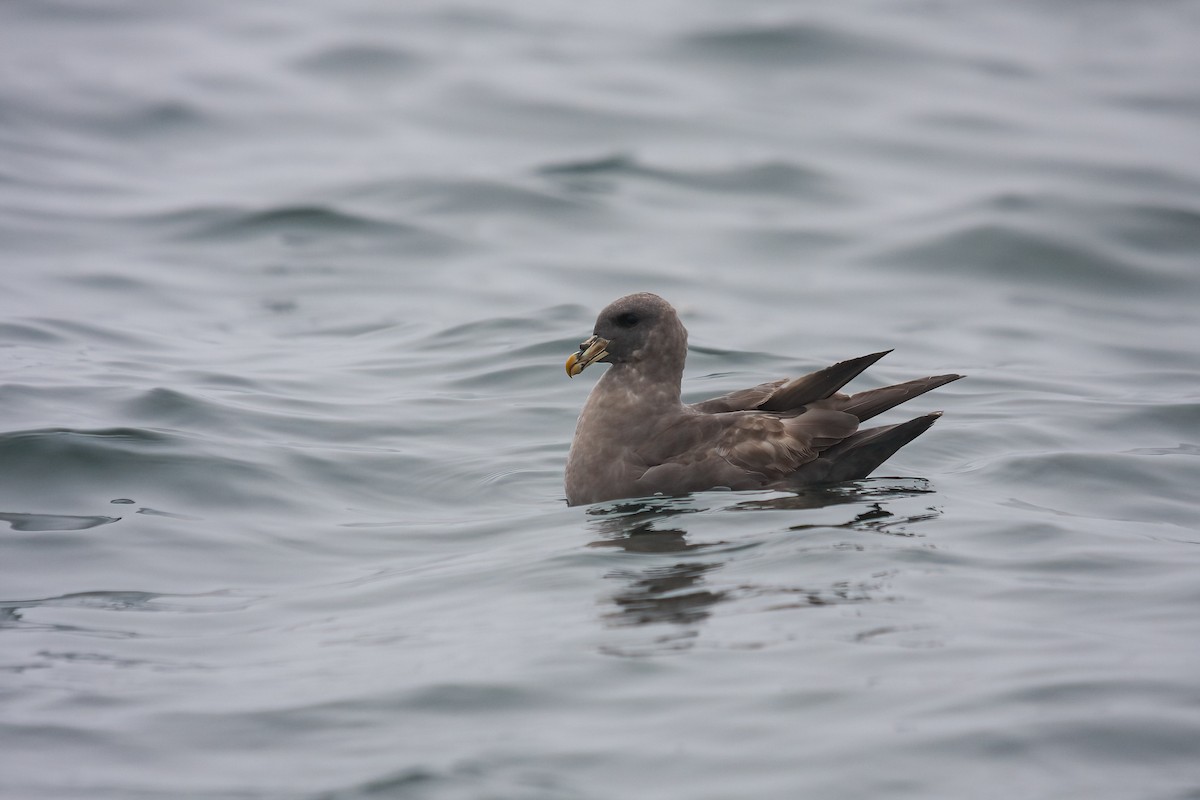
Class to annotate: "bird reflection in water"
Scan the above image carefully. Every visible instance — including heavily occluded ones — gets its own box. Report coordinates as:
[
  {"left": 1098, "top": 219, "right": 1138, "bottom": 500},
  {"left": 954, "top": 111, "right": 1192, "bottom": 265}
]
[
  {"left": 584, "top": 480, "right": 940, "bottom": 654},
  {"left": 586, "top": 500, "right": 722, "bottom": 650}
]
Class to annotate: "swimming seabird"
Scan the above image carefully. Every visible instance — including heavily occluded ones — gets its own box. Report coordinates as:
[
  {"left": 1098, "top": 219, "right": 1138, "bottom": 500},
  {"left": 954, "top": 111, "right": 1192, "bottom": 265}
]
[{"left": 564, "top": 293, "right": 961, "bottom": 506}]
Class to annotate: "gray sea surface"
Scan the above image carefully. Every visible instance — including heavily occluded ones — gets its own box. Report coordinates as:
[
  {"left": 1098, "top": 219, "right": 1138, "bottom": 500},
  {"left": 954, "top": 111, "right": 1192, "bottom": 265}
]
[{"left": 3, "top": 1, "right": 1200, "bottom": 798}]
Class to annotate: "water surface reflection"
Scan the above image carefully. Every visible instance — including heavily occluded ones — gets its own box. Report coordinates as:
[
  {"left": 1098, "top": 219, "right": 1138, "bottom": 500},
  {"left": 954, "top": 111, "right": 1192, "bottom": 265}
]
[{"left": 585, "top": 481, "right": 942, "bottom": 654}]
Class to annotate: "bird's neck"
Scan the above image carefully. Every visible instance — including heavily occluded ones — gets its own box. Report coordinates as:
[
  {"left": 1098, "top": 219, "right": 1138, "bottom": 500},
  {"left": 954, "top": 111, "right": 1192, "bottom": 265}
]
[{"left": 600, "top": 362, "right": 683, "bottom": 409}]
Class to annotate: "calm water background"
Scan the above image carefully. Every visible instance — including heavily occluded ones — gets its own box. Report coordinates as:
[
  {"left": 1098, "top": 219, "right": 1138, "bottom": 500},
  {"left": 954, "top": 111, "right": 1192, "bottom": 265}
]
[{"left": 3, "top": 1, "right": 1200, "bottom": 798}]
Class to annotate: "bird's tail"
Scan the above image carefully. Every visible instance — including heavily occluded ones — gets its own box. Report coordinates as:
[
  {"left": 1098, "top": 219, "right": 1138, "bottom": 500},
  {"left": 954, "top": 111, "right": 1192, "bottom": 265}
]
[{"left": 789, "top": 412, "right": 945, "bottom": 484}]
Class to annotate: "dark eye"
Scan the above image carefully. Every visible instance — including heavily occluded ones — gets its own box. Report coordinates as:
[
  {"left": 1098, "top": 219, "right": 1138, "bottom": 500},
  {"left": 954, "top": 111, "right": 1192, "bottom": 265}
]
[{"left": 615, "top": 312, "right": 640, "bottom": 328}]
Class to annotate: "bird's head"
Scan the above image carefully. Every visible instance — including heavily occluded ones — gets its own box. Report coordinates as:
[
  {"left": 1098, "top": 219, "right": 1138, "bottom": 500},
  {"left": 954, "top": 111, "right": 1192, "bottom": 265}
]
[{"left": 566, "top": 293, "right": 687, "bottom": 378}]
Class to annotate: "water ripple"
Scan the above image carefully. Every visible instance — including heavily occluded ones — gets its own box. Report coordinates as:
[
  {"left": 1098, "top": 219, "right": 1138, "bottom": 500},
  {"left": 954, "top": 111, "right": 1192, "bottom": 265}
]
[
  {"left": 675, "top": 21, "right": 919, "bottom": 67},
  {"left": 538, "top": 153, "right": 839, "bottom": 199},
  {"left": 874, "top": 222, "right": 1184, "bottom": 293},
  {"left": 171, "top": 204, "right": 435, "bottom": 242},
  {"left": 0, "top": 427, "right": 280, "bottom": 512},
  {"left": 293, "top": 42, "right": 422, "bottom": 80},
  {"left": 0, "top": 512, "right": 120, "bottom": 532}
]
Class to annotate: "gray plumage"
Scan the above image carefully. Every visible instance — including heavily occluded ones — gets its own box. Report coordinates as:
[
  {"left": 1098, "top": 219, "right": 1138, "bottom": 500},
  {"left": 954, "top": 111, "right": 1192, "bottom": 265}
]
[{"left": 564, "top": 293, "right": 962, "bottom": 507}]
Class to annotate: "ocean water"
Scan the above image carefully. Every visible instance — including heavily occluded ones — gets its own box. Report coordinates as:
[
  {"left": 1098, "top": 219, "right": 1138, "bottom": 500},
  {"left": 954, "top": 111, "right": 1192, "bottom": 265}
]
[{"left": 2, "top": 1, "right": 1200, "bottom": 798}]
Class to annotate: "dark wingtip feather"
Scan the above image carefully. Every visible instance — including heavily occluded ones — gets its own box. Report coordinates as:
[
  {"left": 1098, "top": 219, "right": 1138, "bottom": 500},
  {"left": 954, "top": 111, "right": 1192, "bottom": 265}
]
[
  {"left": 824, "top": 412, "right": 943, "bottom": 482},
  {"left": 787, "top": 411, "right": 945, "bottom": 485},
  {"left": 757, "top": 350, "right": 893, "bottom": 412},
  {"left": 842, "top": 373, "right": 964, "bottom": 422}
]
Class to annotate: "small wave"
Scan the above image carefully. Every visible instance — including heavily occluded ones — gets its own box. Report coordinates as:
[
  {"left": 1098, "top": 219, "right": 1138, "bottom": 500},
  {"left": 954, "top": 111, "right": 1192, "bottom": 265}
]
[
  {"left": 0, "top": 426, "right": 279, "bottom": 512},
  {"left": 719, "top": 226, "right": 853, "bottom": 262},
  {"left": 93, "top": 99, "right": 212, "bottom": 139},
  {"left": 674, "top": 21, "right": 918, "bottom": 67},
  {"left": 293, "top": 42, "right": 421, "bottom": 79},
  {"left": 342, "top": 177, "right": 600, "bottom": 221},
  {"left": 426, "top": 306, "right": 584, "bottom": 349},
  {"left": 121, "top": 387, "right": 243, "bottom": 432},
  {"left": 176, "top": 204, "right": 421, "bottom": 240},
  {"left": 538, "top": 153, "right": 837, "bottom": 199},
  {"left": 444, "top": 363, "right": 561, "bottom": 392},
  {"left": 132, "top": 202, "right": 464, "bottom": 253},
  {"left": 0, "top": 511, "right": 120, "bottom": 532},
  {"left": 27, "top": 318, "right": 169, "bottom": 351},
  {"left": 873, "top": 222, "right": 1181, "bottom": 293},
  {"left": 0, "top": 321, "right": 69, "bottom": 346},
  {"left": 12, "top": 0, "right": 153, "bottom": 23},
  {"left": 1105, "top": 203, "right": 1200, "bottom": 256},
  {"left": 1126, "top": 444, "right": 1200, "bottom": 457},
  {"left": 422, "top": 179, "right": 598, "bottom": 218},
  {"left": 0, "top": 590, "right": 251, "bottom": 613},
  {"left": 7, "top": 93, "right": 217, "bottom": 142},
  {"left": 537, "top": 153, "right": 639, "bottom": 176},
  {"left": 0, "top": 426, "right": 174, "bottom": 450},
  {"left": 989, "top": 449, "right": 1200, "bottom": 526}
]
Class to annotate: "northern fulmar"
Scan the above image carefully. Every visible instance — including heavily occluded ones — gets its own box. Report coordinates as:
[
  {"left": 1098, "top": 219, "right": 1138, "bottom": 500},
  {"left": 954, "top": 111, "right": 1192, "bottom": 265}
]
[{"left": 564, "top": 293, "right": 962, "bottom": 506}]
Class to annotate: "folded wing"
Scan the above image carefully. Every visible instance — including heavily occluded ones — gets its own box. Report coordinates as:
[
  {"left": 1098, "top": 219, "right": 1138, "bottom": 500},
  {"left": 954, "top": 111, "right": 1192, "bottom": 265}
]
[{"left": 680, "top": 352, "right": 963, "bottom": 487}]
